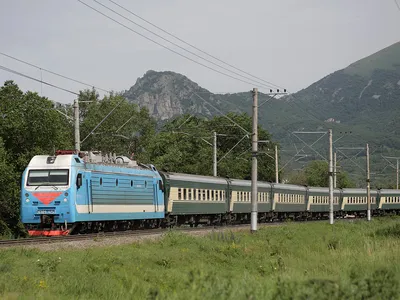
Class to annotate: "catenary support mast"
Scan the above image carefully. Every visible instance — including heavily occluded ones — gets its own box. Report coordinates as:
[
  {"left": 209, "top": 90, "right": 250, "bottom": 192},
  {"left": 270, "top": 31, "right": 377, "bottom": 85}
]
[
  {"left": 329, "top": 129, "right": 334, "bottom": 224},
  {"left": 251, "top": 88, "right": 258, "bottom": 233},
  {"left": 74, "top": 99, "right": 80, "bottom": 152}
]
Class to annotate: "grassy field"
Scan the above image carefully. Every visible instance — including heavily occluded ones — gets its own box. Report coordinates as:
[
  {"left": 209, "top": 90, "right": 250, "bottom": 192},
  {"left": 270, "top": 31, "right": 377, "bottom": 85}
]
[{"left": 1, "top": 218, "right": 400, "bottom": 299}]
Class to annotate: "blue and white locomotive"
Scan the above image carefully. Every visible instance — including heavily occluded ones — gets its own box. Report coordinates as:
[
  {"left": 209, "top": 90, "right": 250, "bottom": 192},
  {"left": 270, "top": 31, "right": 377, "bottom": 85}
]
[
  {"left": 21, "top": 150, "right": 400, "bottom": 236},
  {"left": 21, "top": 151, "right": 164, "bottom": 236}
]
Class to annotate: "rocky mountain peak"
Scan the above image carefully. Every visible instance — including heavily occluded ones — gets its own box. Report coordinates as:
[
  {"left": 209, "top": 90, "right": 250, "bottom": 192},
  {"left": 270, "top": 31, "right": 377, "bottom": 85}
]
[{"left": 124, "top": 70, "right": 211, "bottom": 120}]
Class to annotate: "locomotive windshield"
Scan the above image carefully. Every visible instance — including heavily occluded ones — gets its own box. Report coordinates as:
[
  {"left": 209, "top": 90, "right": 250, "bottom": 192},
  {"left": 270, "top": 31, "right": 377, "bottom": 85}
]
[{"left": 27, "top": 169, "right": 69, "bottom": 186}]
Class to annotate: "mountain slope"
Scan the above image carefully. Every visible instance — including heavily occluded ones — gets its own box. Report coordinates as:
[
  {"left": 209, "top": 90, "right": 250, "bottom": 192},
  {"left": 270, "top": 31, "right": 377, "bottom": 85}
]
[{"left": 123, "top": 41, "right": 400, "bottom": 186}]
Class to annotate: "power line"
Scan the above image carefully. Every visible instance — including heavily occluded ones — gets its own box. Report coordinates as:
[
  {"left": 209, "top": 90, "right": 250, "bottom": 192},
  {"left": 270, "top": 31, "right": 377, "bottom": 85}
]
[
  {"left": 0, "top": 52, "right": 111, "bottom": 94},
  {"left": 192, "top": 92, "right": 250, "bottom": 135},
  {"left": 78, "top": 0, "right": 277, "bottom": 91},
  {"left": 94, "top": 0, "right": 279, "bottom": 90},
  {"left": 107, "top": 0, "right": 282, "bottom": 89},
  {"left": 394, "top": 0, "right": 400, "bottom": 12},
  {"left": 0, "top": 64, "right": 79, "bottom": 96}
]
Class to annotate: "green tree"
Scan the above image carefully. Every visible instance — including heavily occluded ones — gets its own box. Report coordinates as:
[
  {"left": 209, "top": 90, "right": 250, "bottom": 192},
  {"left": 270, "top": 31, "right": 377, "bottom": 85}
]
[
  {"left": 139, "top": 113, "right": 279, "bottom": 181},
  {"left": 288, "top": 160, "right": 354, "bottom": 188},
  {"left": 0, "top": 138, "right": 20, "bottom": 236},
  {"left": 0, "top": 81, "right": 73, "bottom": 172},
  {"left": 78, "top": 89, "right": 156, "bottom": 157},
  {"left": 0, "top": 81, "right": 73, "bottom": 235}
]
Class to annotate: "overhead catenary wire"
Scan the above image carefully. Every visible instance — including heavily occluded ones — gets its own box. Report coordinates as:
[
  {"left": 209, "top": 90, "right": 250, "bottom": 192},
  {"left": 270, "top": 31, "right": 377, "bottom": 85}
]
[
  {"left": 0, "top": 64, "right": 126, "bottom": 140},
  {"left": 0, "top": 52, "right": 111, "bottom": 94},
  {"left": 80, "top": 98, "right": 126, "bottom": 144},
  {"left": 91, "top": 0, "right": 277, "bottom": 90},
  {"left": 77, "top": 0, "right": 278, "bottom": 91},
  {"left": 107, "top": 0, "right": 283, "bottom": 89},
  {"left": 0, "top": 64, "right": 79, "bottom": 96},
  {"left": 394, "top": 0, "right": 400, "bottom": 12},
  {"left": 192, "top": 92, "right": 250, "bottom": 135}
]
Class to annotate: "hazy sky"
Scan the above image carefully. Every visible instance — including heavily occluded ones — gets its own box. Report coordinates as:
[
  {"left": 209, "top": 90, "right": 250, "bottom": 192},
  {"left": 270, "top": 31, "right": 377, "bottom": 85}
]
[{"left": 0, "top": 0, "right": 399, "bottom": 104}]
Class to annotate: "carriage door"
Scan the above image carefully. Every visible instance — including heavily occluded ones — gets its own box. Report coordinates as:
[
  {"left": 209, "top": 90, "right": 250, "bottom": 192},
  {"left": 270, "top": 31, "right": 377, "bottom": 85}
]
[
  {"left": 76, "top": 172, "right": 91, "bottom": 214},
  {"left": 153, "top": 180, "right": 159, "bottom": 213}
]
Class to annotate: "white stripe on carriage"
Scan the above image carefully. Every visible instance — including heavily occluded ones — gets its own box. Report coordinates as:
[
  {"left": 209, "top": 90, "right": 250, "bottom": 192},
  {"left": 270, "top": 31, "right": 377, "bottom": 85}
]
[{"left": 76, "top": 204, "right": 165, "bottom": 214}]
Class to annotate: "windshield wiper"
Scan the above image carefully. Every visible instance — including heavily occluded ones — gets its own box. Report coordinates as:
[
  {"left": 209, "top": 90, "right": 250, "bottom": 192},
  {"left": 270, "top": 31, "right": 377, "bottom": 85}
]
[{"left": 34, "top": 183, "right": 59, "bottom": 191}]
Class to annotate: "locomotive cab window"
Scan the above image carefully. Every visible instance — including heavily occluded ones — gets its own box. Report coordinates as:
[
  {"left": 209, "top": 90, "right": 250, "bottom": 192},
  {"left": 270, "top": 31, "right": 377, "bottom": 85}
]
[{"left": 27, "top": 169, "right": 69, "bottom": 186}]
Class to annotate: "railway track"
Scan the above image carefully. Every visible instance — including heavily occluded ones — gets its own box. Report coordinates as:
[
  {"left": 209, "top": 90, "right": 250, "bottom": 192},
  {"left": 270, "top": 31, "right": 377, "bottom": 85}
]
[
  {"left": 0, "top": 223, "right": 261, "bottom": 248},
  {"left": 0, "top": 218, "right": 360, "bottom": 249},
  {"left": 0, "top": 228, "right": 170, "bottom": 248}
]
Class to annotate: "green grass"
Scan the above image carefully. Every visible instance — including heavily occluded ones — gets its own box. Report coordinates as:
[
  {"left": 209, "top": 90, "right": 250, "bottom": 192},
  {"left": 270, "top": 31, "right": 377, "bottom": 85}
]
[{"left": 1, "top": 218, "right": 400, "bottom": 299}]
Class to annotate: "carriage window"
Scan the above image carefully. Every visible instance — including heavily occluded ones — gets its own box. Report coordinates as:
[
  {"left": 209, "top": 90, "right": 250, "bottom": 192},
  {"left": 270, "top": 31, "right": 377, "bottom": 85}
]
[
  {"left": 116, "top": 179, "right": 118, "bottom": 186},
  {"left": 178, "top": 188, "right": 182, "bottom": 200},
  {"left": 193, "top": 189, "right": 196, "bottom": 200},
  {"left": 221, "top": 191, "right": 223, "bottom": 201},
  {"left": 215, "top": 191, "right": 219, "bottom": 201},
  {"left": 198, "top": 189, "right": 201, "bottom": 200},
  {"left": 131, "top": 180, "right": 133, "bottom": 187},
  {"left": 100, "top": 178, "right": 103, "bottom": 186},
  {"left": 183, "top": 189, "right": 187, "bottom": 200},
  {"left": 202, "top": 190, "right": 206, "bottom": 200},
  {"left": 188, "top": 189, "right": 192, "bottom": 200}
]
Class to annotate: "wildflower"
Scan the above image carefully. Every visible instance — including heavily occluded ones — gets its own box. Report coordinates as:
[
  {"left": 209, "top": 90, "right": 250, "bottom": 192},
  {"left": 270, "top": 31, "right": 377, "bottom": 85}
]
[
  {"left": 23, "top": 276, "right": 28, "bottom": 281},
  {"left": 39, "top": 280, "right": 47, "bottom": 288}
]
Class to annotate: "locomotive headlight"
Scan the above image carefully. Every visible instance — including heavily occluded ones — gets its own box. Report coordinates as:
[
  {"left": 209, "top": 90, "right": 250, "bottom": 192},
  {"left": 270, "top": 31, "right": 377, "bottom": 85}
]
[
  {"left": 25, "top": 198, "right": 30, "bottom": 203},
  {"left": 63, "top": 198, "right": 68, "bottom": 202}
]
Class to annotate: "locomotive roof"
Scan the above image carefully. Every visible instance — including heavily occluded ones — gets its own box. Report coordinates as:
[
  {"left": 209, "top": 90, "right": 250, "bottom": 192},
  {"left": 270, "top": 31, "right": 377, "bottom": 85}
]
[
  {"left": 27, "top": 155, "right": 160, "bottom": 177},
  {"left": 27, "top": 155, "right": 84, "bottom": 168}
]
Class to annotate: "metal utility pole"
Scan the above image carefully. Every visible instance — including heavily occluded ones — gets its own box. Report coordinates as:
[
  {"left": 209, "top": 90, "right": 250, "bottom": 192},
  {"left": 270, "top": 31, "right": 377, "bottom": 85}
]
[
  {"left": 213, "top": 131, "right": 217, "bottom": 176},
  {"left": 397, "top": 159, "right": 399, "bottom": 190},
  {"left": 333, "top": 152, "right": 337, "bottom": 188},
  {"left": 275, "top": 145, "right": 279, "bottom": 183},
  {"left": 328, "top": 129, "right": 334, "bottom": 225},
  {"left": 251, "top": 88, "right": 258, "bottom": 233},
  {"left": 366, "top": 144, "right": 371, "bottom": 221},
  {"left": 74, "top": 99, "right": 80, "bottom": 152}
]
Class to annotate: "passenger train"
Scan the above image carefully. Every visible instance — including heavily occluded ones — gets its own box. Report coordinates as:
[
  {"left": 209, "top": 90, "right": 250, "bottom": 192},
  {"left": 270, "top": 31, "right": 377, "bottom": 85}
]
[{"left": 20, "top": 150, "right": 400, "bottom": 236}]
